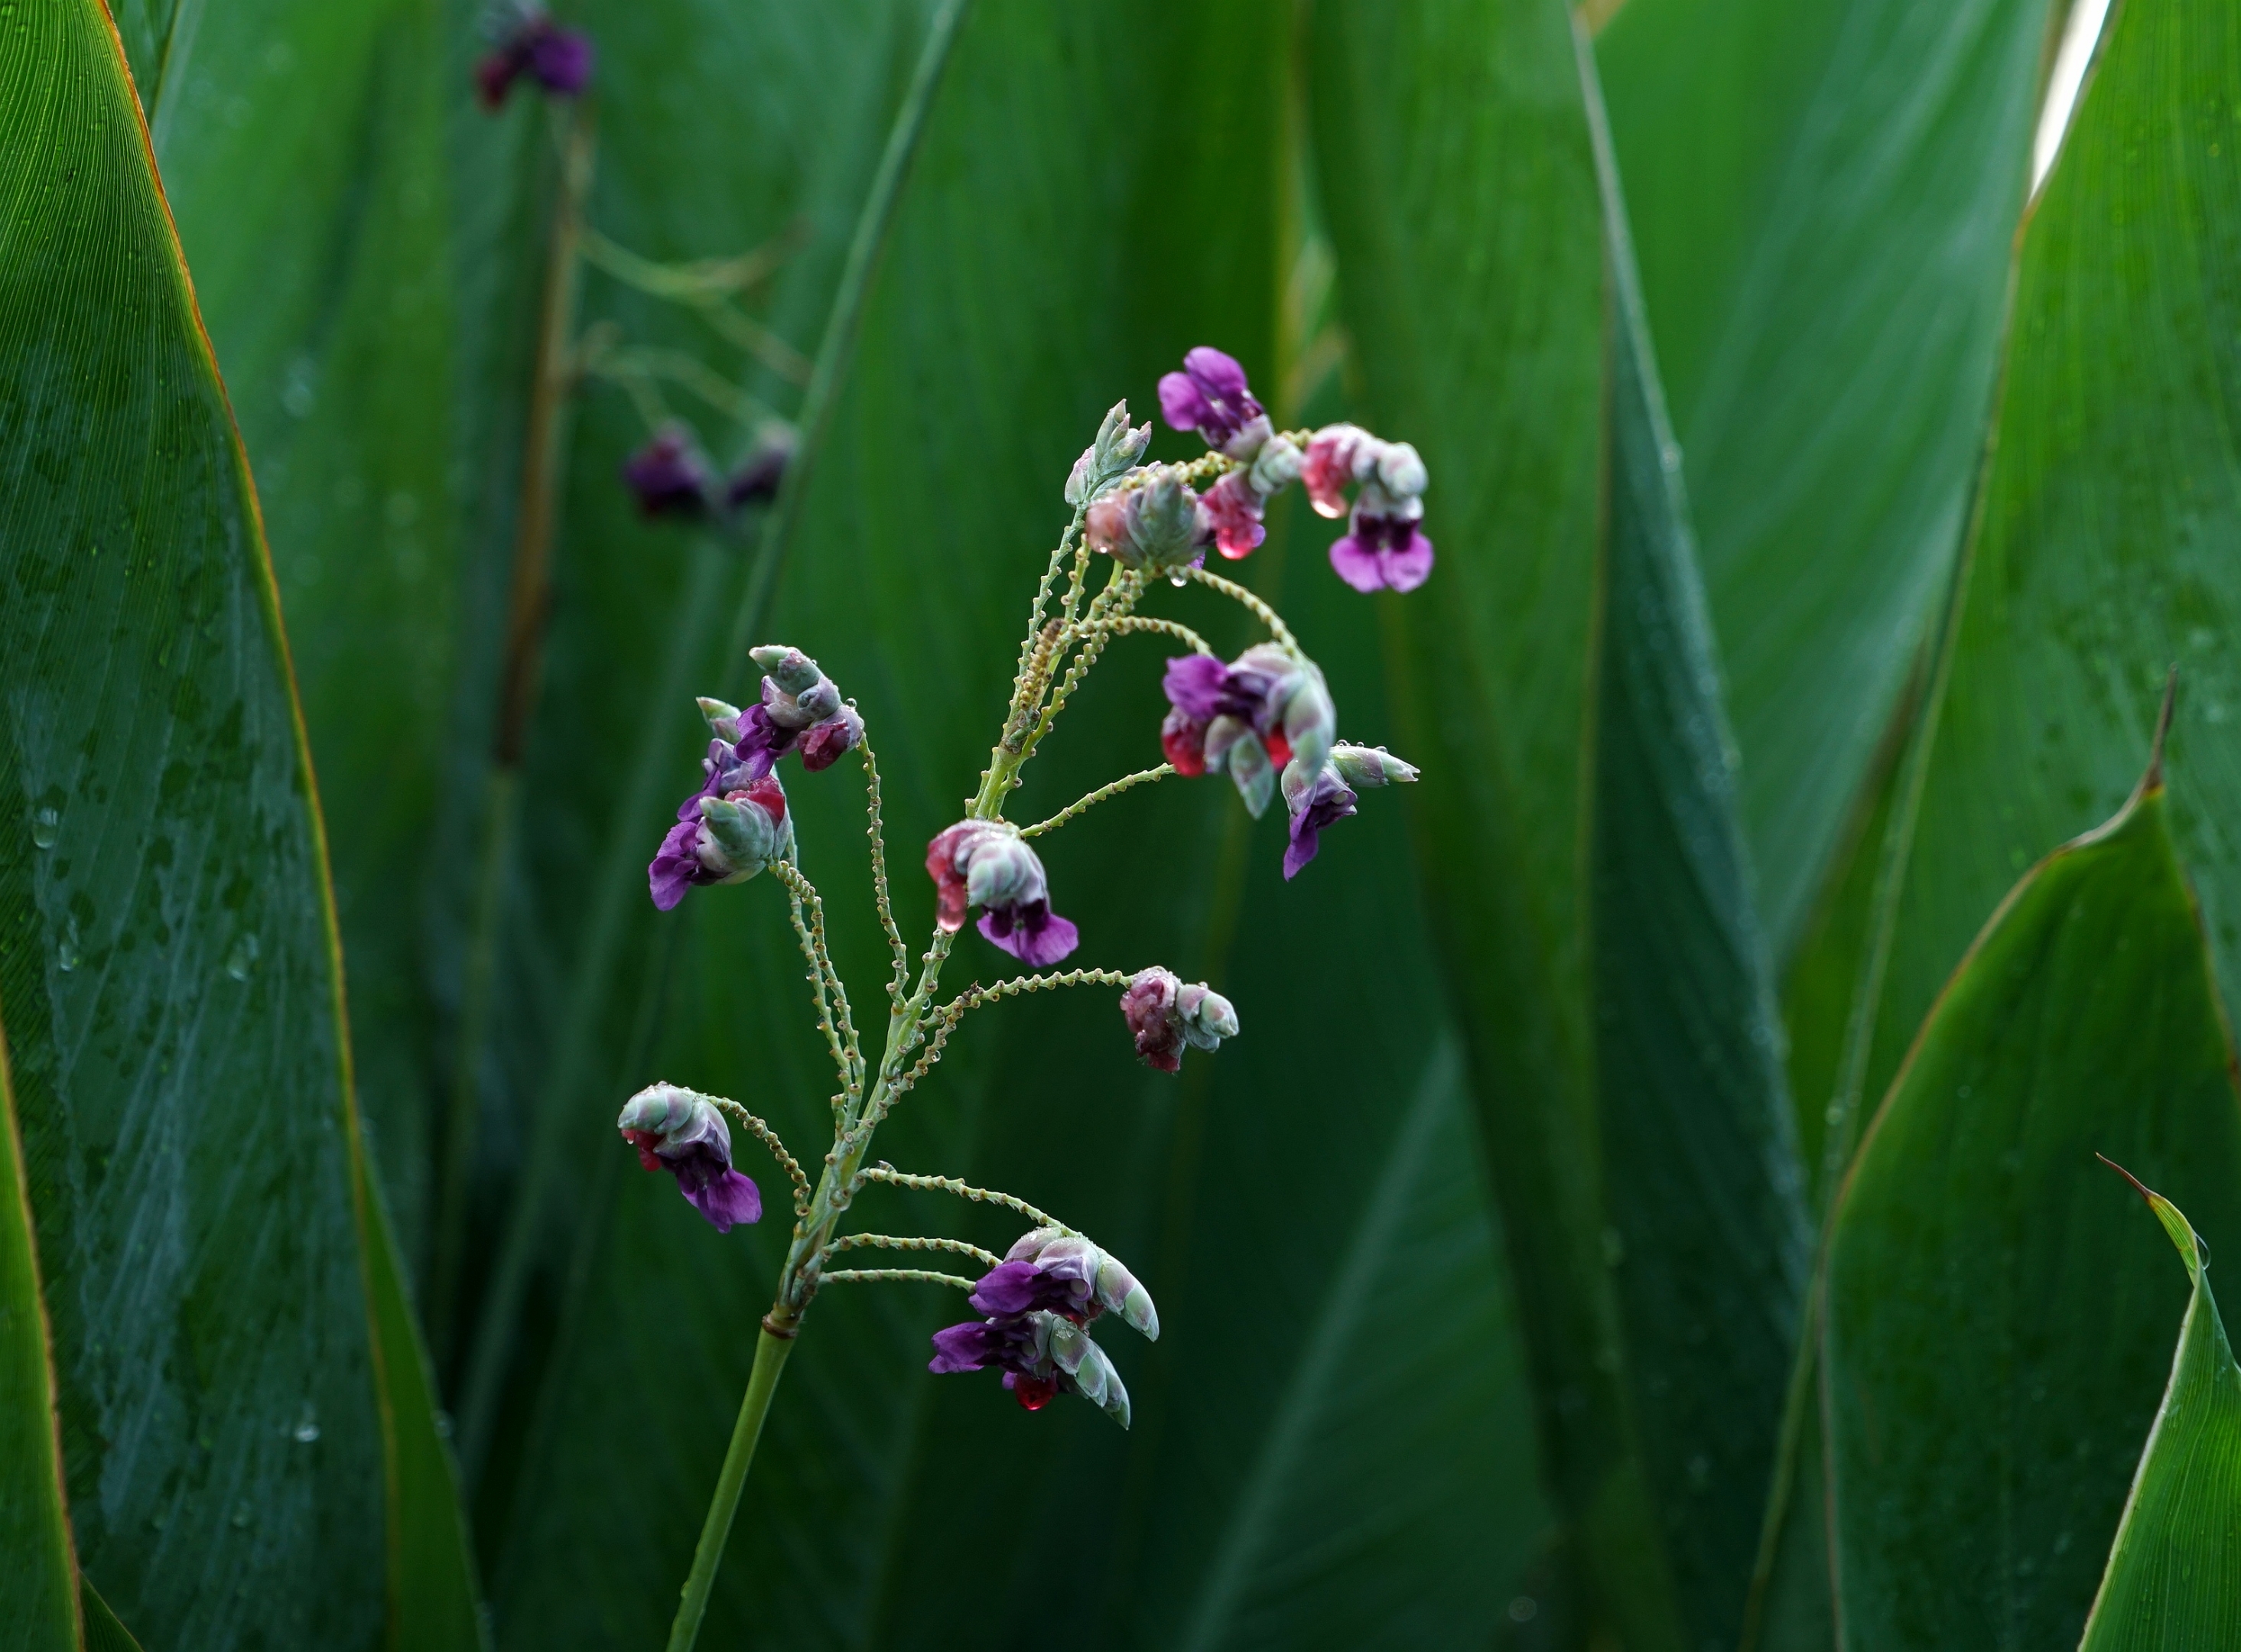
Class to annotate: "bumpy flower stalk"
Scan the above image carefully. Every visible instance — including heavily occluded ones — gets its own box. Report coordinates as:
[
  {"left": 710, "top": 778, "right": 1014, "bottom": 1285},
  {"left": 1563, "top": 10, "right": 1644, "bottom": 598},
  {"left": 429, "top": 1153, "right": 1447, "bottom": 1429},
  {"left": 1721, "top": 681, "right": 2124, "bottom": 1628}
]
[{"left": 634, "top": 343, "right": 1429, "bottom": 1652}]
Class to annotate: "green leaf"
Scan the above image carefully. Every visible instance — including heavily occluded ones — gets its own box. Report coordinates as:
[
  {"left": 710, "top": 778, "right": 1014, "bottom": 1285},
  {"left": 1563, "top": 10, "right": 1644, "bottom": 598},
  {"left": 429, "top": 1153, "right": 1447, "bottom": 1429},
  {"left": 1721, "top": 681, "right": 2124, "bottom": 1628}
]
[
  {"left": 1859, "top": 0, "right": 2241, "bottom": 1122},
  {"left": 153, "top": 0, "right": 468, "bottom": 1262},
  {"left": 2077, "top": 1173, "right": 2241, "bottom": 1650},
  {"left": 0, "top": 4, "right": 480, "bottom": 1644},
  {"left": 1596, "top": 0, "right": 2057, "bottom": 957},
  {"left": 0, "top": 1019, "right": 79, "bottom": 1650},
  {"left": 1823, "top": 779, "right": 2241, "bottom": 1645},
  {"left": 455, "top": 5, "right": 1548, "bottom": 1646},
  {"left": 80, "top": 1579, "right": 144, "bottom": 1652},
  {"left": 1309, "top": 5, "right": 1810, "bottom": 1647}
]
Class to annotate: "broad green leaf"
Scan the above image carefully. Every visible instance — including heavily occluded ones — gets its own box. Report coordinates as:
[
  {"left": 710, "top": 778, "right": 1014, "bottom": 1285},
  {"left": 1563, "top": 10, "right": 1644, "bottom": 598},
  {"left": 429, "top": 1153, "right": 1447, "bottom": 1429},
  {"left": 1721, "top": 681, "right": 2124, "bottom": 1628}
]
[
  {"left": 1597, "top": 0, "right": 2056, "bottom": 957},
  {"left": 0, "top": 1019, "right": 79, "bottom": 1650},
  {"left": 153, "top": 0, "right": 467, "bottom": 1261},
  {"left": 0, "top": 5, "right": 479, "bottom": 1644},
  {"left": 1823, "top": 779, "right": 2241, "bottom": 1647},
  {"left": 1310, "top": 5, "right": 1810, "bottom": 1647},
  {"left": 467, "top": 4, "right": 1547, "bottom": 1646},
  {"left": 2078, "top": 1176, "right": 2241, "bottom": 1650},
  {"left": 1860, "top": 0, "right": 2241, "bottom": 1117}
]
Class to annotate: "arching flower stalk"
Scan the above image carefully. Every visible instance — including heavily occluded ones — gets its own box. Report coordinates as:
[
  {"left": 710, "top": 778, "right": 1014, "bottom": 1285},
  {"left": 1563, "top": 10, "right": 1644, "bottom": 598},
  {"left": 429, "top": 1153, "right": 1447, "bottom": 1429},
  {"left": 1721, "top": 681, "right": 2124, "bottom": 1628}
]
[{"left": 620, "top": 350, "right": 1427, "bottom": 1646}]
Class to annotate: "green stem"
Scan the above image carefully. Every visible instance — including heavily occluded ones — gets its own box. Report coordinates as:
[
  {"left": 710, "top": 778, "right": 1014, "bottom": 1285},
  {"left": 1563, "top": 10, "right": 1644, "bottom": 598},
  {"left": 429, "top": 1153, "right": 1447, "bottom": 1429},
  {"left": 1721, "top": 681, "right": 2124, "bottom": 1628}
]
[{"left": 666, "top": 1325, "right": 795, "bottom": 1652}]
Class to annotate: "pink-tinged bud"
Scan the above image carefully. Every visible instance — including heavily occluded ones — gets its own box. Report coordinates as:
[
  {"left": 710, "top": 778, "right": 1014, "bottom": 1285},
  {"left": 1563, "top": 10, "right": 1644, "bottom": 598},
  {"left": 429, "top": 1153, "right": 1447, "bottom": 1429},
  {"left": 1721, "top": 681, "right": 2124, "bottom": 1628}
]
[
  {"left": 1303, "top": 424, "right": 1371, "bottom": 518},
  {"left": 924, "top": 821, "right": 1078, "bottom": 963},
  {"left": 616, "top": 1085, "right": 760, "bottom": 1231},
  {"left": 1122, "top": 967, "right": 1238, "bottom": 1075},
  {"left": 1199, "top": 472, "right": 1266, "bottom": 561},
  {"left": 1087, "top": 467, "right": 1202, "bottom": 576}
]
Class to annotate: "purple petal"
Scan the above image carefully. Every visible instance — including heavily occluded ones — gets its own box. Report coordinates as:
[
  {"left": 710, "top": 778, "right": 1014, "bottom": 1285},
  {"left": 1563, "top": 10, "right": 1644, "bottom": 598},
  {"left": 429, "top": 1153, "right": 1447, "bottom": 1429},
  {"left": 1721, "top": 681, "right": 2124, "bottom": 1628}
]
[
  {"left": 525, "top": 26, "right": 594, "bottom": 95},
  {"left": 970, "top": 1260, "right": 1046, "bottom": 1317},
  {"left": 1182, "top": 346, "right": 1251, "bottom": 400},
  {"left": 929, "top": 1321, "right": 1000, "bottom": 1374},
  {"left": 1163, "top": 653, "right": 1229, "bottom": 719},
  {"left": 682, "top": 1169, "right": 762, "bottom": 1232},
  {"left": 1158, "top": 372, "right": 1211, "bottom": 433},
  {"left": 1328, "top": 535, "right": 1387, "bottom": 593},
  {"left": 649, "top": 820, "right": 702, "bottom": 911},
  {"left": 981, "top": 903, "right": 1078, "bottom": 967},
  {"left": 1384, "top": 528, "right": 1435, "bottom": 593},
  {"left": 1282, "top": 823, "right": 1322, "bottom": 881}
]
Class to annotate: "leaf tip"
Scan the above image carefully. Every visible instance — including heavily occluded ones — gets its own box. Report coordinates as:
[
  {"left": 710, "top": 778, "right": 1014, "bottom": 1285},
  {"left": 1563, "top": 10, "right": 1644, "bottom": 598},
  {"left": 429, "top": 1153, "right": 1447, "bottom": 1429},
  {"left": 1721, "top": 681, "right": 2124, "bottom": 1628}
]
[
  {"left": 2142, "top": 665, "right": 2178, "bottom": 793},
  {"left": 2100, "top": 1153, "right": 2204, "bottom": 1276}
]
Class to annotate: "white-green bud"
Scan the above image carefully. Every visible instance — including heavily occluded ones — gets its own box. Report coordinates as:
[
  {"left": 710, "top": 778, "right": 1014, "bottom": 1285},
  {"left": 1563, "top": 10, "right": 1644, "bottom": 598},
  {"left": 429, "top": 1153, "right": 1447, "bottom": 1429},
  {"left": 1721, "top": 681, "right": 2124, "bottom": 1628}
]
[
  {"left": 1329, "top": 743, "right": 1420, "bottom": 788},
  {"left": 697, "top": 696, "right": 745, "bottom": 743}
]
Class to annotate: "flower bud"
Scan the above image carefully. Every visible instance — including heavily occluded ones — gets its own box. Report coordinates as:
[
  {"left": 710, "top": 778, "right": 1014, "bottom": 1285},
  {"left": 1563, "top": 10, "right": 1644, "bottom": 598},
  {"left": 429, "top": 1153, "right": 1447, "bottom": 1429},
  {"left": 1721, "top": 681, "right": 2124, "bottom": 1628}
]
[
  {"left": 620, "top": 424, "right": 714, "bottom": 519},
  {"left": 1330, "top": 742, "right": 1420, "bottom": 788},
  {"left": 1278, "top": 659, "right": 1336, "bottom": 782},
  {"left": 750, "top": 644, "right": 825, "bottom": 701},
  {"left": 697, "top": 696, "right": 745, "bottom": 744},
  {"left": 616, "top": 1083, "right": 760, "bottom": 1232},
  {"left": 1087, "top": 467, "right": 1202, "bottom": 575},
  {"left": 1375, "top": 441, "right": 1428, "bottom": 500},
  {"left": 1066, "top": 399, "right": 1153, "bottom": 507},
  {"left": 798, "top": 701, "right": 863, "bottom": 772},
  {"left": 1248, "top": 434, "right": 1303, "bottom": 496},
  {"left": 1002, "top": 1228, "right": 1160, "bottom": 1340},
  {"left": 1121, "top": 967, "right": 1237, "bottom": 1074},
  {"left": 1174, "top": 983, "right": 1238, "bottom": 1053},
  {"left": 1046, "top": 1316, "right": 1130, "bottom": 1429},
  {"left": 697, "top": 782, "right": 790, "bottom": 879}
]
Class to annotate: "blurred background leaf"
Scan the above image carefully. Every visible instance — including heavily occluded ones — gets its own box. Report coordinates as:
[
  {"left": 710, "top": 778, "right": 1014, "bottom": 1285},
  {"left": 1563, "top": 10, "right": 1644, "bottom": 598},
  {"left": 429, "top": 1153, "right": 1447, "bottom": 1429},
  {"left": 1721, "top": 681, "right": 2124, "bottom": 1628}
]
[
  {"left": 1311, "top": 4, "right": 1810, "bottom": 1646},
  {"left": 2077, "top": 1178, "right": 2241, "bottom": 1652},
  {"left": 0, "top": 3, "right": 477, "bottom": 1646},
  {"left": 1824, "top": 779, "right": 2241, "bottom": 1646},
  {"left": 1595, "top": 0, "right": 2058, "bottom": 968}
]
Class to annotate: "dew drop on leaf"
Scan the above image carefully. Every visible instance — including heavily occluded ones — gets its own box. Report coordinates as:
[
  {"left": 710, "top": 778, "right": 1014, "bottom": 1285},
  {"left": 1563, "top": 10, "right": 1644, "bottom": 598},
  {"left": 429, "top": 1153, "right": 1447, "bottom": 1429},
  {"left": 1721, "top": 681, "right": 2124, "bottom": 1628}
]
[{"left": 31, "top": 805, "right": 57, "bottom": 847}]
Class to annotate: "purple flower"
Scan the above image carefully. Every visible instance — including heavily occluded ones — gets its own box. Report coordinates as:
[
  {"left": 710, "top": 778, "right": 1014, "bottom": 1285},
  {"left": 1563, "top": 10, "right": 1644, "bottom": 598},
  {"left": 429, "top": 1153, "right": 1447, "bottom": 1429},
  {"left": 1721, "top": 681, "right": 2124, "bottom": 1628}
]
[
  {"left": 649, "top": 767, "right": 789, "bottom": 911},
  {"left": 621, "top": 426, "right": 714, "bottom": 519},
  {"left": 925, "top": 821, "right": 1078, "bottom": 965},
  {"left": 1330, "top": 510, "right": 1435, "bottom": 594},
  {"left": 475, "top": 11, "right": 594, "bottom": 109},
  {"left": 1120, "top": 967, "right": 1240, "bottom": 1073},
  {"left": 1159, "top": 347, "right": 1270, "bottom": 457},
  {"left": 1303, "top": 424, "right": 1434, "bottom": 593},
  {"left": 616, "top": 1085, "right": 761, "bottom": 1233},
  {"left": 1281, "top": 760, "right": 1358, "bottom": 881},
  {"left": 929, "top": 1235, "right": 1151, "bottom": 1423},
  {"left": 1159, "top": 645, "right": 1335, "bottom": 818}
]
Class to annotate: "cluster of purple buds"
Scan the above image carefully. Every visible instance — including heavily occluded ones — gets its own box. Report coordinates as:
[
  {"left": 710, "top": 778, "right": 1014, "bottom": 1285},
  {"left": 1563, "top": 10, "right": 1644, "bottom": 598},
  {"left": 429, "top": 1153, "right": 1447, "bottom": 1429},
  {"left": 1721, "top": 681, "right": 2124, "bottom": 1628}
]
[
  {"left": 621, "top": 424, "right": 792, "bottom": 522},
  {"left": 1119, "top": 967, "right": 1239, "bottom": 1072},
  {"left": 929, "top": 1228, "right": 1155, "bottom": 1422},
  {"left": 1303, "top": 425, "right": 1433, "bottom": 593},
  {"left": 717, "top": 646, "right": 864, "bottom": 778},
  {"left": 1153, "top": 346, "right": 1433, "bottom": 590},
  {"left": 616, "top": 1085, "right": 762, "bottom": 1232},
  {"left": 1281, "top": 742, "right": 1420, "bottom": 880},
  {"left": 924, "top": 821, "right": 1078, "bottom": 966},
  {"left": 1160, "top": 644, "right": 1336, "bottom": 819},
  {"left": 474, "top": 5, "right": 594, "bottom": 109}
]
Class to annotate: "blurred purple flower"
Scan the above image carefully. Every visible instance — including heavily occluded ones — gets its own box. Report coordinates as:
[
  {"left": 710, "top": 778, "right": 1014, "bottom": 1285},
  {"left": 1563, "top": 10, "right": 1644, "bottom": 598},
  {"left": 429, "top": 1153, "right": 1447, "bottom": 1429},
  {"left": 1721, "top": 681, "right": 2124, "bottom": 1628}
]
[{"left": 475, "top": 11, "right": 594, "bottom": 109}]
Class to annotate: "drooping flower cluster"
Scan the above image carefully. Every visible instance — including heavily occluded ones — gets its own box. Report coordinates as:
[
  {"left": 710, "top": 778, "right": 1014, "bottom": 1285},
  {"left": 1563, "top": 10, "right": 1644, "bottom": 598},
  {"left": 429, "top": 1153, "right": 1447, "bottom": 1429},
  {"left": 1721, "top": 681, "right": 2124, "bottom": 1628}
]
[
  {"left": 1303, "top": 424, "right": 1433, "bottom": 593},
  {"left": 616, "top": 1085, "right": 762, "bottom": 1232},
  {"left": 1119, "top": 967, "right": 1239, "bottom": 1072},
  {"left": 929, "top": 1228, "right": 1156, "bottom": 1422},
  {"left": 925, "top": 822, "right": 1077, "bottom": 966},
  {"left": 1160, "top": 645, "right": 1335, "bottom": 818},
  {"left": 648, "top": 649, "right": 860, "bottom": 910},
  {"left": 474, "top": 5, "right": 594, "bottom": 109},
  {"left": 621, "top": 425, "right": 792, "bottom": 522}
]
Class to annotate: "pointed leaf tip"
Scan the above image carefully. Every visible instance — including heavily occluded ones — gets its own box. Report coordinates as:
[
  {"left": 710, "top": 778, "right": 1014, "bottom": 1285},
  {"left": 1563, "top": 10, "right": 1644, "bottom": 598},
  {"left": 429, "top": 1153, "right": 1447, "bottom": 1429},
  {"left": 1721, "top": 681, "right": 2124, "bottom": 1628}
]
[
  {"left": 2142, "top": 665, "right": 2178, "bottom": 792},
  {"left": 2100, "top": 1155, "right": 2202, "bottom": 1278}
]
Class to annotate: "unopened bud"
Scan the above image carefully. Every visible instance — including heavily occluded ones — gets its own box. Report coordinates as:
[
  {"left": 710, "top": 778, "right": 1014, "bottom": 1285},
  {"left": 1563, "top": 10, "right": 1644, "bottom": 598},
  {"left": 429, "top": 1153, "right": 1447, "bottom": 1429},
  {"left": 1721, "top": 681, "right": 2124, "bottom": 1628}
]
[
  {"left": 1086, "top": 467, "right": 1202, "bottom": 574},
  {"left": 750, "top": 646, "right": 823, "bottom": 697},
  {"left": 1330, "top": 743, "right": 1420, "bottom": 788},
  {"left": 1280, "top": 660, "right": 1336, "bottom": 782},
  {"left": 1174, "top": 984, "right": 1238, "bottom": 1055},
  {"left": 963, "top": 828, "right": 1046, "bottom": 912},
  {"left": 1249, "top": 434, "right": 1303, "bottom": 496},
  {"left": 697, "top": 696, "right": 745, "bottom": 744},
  {"left": 1066, "top": 399, "right": 1155, "bottom": 507},
  {"left": 698, "top": 789, "right": 787, "bottom": 878},
  {"left": 1046, "top": 1316, "right": 1131, "bottom": 1429},
  {"left": 1374, "top": 441, "right": 1428, "bottom": 501}
]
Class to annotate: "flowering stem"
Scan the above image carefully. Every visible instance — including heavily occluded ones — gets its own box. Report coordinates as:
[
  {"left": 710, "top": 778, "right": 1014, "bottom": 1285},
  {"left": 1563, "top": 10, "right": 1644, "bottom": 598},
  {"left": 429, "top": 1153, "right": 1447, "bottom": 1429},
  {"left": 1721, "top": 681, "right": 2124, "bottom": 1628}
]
[
  {"left": 1188, "top": 564, "right": 1299, "bottom": 652},
  {"left": 1019, "top": 766, "right": 1174, "bottom": 837},
  {"left": 666, "top": 1325, "right": 794, "bottom": 1652},
  {"left": 826, "top": 1232, "right": 1003, "bottom": 1267},
  {"left": 818, "top": 1268, "right": 978, "bottom": 1289},
  {"left": 701, "top": 1094, "right": 812, "bottom": 1220},
  {"left": 854, "top": 1164, "right": 1078, "bottom": 1233},
  {"left": 772, "top": 860, "right": 862, "bottom": 1098},
  {"left": 1107, "top": 614, "right": 1215, "bottom": 654},
  {"left": 855, "top": 732, "right": 911, "bottom": 1003}
]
